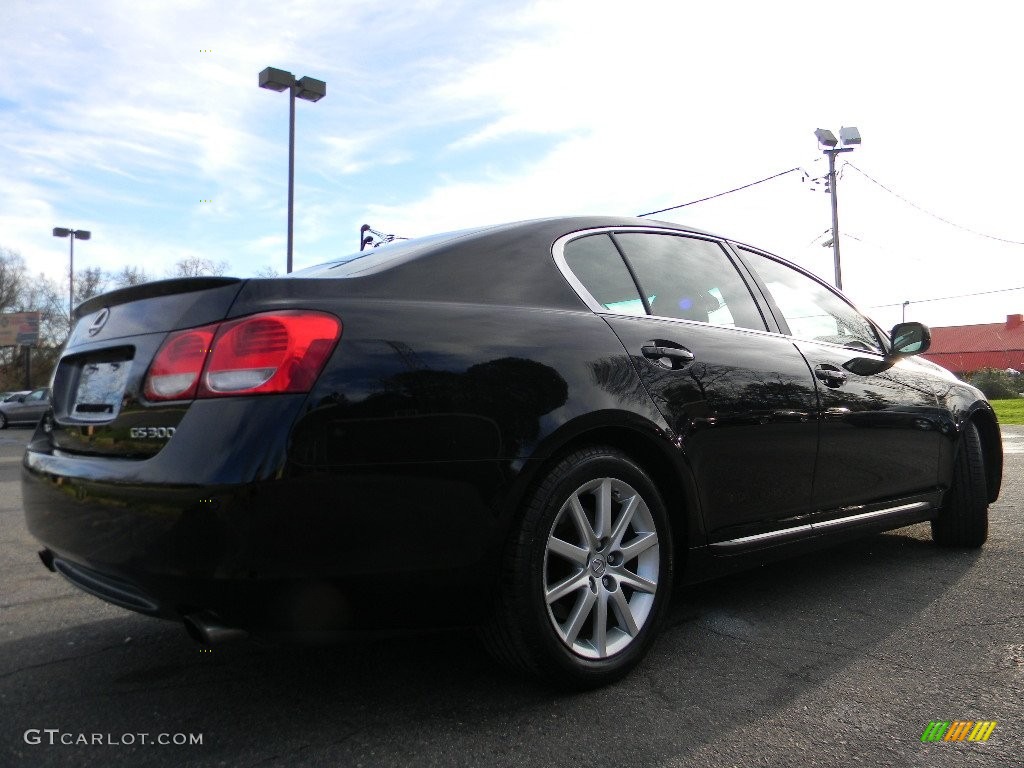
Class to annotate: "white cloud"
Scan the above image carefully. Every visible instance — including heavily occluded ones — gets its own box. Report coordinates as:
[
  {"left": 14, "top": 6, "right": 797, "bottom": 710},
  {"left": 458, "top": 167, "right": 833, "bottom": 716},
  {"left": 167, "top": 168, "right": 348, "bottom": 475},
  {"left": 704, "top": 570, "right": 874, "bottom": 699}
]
[{"left": 1, "top": 0, "right": 1022, "bottom": 326}]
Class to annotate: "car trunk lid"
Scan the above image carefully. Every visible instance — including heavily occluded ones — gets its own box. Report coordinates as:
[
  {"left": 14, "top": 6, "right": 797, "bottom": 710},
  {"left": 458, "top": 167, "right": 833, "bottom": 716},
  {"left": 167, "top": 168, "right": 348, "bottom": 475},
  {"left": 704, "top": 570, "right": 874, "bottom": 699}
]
[{"left": 48, "top": 278, "right": 245, "bottom": 457}]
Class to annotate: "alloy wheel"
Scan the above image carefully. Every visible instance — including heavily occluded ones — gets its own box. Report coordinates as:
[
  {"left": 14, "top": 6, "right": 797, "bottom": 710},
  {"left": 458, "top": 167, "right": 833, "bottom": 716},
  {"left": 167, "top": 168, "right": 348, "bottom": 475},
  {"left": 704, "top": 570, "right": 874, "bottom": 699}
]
[{"left": 543, "top": 476, "right": 660, "bottom": 659}]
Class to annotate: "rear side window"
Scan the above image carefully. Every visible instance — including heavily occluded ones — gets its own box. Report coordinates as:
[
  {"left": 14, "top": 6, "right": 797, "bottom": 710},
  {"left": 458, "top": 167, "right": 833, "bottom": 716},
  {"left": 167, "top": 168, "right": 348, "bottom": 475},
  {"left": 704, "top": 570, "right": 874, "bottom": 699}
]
[
  {"left": 562, "top": 235, "right": 646, "bottom": 316},
  {"left": 740, "top": 248, "right": 883, "bottom": 353},
  {"left": 613, "top": 234, "right": 766, "bottom": 331}
]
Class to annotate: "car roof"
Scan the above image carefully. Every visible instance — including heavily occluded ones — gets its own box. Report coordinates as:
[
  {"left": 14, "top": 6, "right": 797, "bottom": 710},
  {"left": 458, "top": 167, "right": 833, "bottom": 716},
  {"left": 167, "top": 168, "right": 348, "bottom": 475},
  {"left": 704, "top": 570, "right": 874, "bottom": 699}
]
[
  {"left": 288, "top": 216, "right": 720, "bottom": 311},
  {"left": 296, "top": 216, "right": 716, "bottom": 277}
]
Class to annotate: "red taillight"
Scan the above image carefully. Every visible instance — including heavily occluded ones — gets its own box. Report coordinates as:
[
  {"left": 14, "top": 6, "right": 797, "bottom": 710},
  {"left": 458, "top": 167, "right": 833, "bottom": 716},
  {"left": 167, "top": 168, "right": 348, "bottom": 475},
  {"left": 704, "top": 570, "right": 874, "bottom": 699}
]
[
  {"left": 200, "top": 312, "right": 340, "bottom": 396},
  {"left": 143, "top": 311, "right": 341, "bottom": 401},
  {"left": 144, "top": 325, "right": 217, "bottom": 401}
]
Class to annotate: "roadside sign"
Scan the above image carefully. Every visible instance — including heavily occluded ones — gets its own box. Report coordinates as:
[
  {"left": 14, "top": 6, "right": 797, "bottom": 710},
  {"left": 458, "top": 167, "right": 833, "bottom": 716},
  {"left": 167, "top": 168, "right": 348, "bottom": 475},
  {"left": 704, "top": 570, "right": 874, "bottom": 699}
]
[{"left": 0, "top": 312, "right": 41, "bottom": 346}]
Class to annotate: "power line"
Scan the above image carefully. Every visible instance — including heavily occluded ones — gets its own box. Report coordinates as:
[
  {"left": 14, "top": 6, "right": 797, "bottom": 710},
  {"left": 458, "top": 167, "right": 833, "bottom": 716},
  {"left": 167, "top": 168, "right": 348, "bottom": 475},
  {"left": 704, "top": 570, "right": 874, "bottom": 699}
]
[
  {"left": 844, "top": 162, "right": 1024, "bottom": 246},
  {"left": 637, "top": 167, "right": 804, "bottom": 217},
  {"left": 867, "top": 284, "right": 1024, "bottom": 310}
]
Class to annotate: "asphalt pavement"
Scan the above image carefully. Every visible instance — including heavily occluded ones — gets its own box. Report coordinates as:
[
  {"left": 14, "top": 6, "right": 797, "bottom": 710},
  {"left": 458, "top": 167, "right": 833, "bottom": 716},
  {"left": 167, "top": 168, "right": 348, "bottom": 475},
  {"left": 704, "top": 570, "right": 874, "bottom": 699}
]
[{"left": 1, "top": 425, "right": 1021, "bottom": 767}]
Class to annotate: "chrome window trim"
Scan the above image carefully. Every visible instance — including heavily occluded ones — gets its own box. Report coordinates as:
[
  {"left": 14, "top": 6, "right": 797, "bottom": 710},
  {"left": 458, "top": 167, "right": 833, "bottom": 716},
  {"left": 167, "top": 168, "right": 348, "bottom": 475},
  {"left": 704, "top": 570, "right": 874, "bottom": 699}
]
[
  {"left": 552, "top": 226, "right": 773, "bottom": 336},
  {"left": 728, "top": 241, "right": 886, "bottom": 354},
  {"left": 552, "top": 227, "right": 896, "bottom": 358},
  {"left": 551, "top": 230, "right": 609, "bottom": 314}
]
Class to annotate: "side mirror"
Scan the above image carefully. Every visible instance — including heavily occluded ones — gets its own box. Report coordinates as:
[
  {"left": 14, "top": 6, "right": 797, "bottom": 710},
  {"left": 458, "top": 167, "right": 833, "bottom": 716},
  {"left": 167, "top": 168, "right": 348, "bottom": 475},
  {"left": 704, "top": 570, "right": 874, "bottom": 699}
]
[{"left": 890, "top": 322, "right": 931, "bottom": 356}]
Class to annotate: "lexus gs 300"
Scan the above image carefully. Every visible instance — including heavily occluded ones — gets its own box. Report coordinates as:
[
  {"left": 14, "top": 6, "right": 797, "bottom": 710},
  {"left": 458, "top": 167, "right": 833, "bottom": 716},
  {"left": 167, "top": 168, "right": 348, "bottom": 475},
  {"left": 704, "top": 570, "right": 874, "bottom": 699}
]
[{"left": 22, "top": 217, "right": 1002, "bottom": 688}]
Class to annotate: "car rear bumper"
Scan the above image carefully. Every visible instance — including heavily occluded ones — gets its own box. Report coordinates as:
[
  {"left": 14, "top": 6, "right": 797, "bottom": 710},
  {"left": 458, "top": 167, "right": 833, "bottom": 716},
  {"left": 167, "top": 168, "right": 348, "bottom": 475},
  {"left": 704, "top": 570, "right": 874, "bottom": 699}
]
[{"left": 22, "top": 446, "right": 514, "bottom": 632}]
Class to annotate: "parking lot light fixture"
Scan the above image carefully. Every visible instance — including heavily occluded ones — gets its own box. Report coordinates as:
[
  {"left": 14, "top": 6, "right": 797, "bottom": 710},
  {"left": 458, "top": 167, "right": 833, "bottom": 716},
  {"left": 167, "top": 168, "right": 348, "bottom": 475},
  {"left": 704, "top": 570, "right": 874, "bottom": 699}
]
[
  {"left": 52, "top": 227, "right": 91, "bottom": 326},
  {"left": 814, "top": 126, "right": 860, "bottom": 290},
  {"left": 295, "top": 77, "right": 326, "bottom": 102},
  {"left": 259, "top": 66, "right": 327, "bottom": 274},
  {"left": 814, "top": 128, "right": 838, "bottom": 147}
]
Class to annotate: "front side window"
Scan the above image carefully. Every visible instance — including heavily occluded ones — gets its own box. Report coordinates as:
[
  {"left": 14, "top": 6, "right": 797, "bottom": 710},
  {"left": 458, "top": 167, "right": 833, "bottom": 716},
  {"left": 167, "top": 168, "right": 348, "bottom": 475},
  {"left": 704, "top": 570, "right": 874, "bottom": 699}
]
[
  {"left": 740, "top": 248, "right": 882, "bottom": 353},
  {"left": 26, "top": 389, "right": 46, "bottom": 401},
  {"left": 613, "top": 234, "right": 766, "bottom": 331}
]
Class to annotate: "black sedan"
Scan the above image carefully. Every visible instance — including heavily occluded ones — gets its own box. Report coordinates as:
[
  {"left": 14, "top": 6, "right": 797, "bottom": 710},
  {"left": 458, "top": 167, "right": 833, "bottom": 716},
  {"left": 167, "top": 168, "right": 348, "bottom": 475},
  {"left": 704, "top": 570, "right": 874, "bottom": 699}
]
[{"left": 22, "top": 216, "right": 1002, "bottom": 688}]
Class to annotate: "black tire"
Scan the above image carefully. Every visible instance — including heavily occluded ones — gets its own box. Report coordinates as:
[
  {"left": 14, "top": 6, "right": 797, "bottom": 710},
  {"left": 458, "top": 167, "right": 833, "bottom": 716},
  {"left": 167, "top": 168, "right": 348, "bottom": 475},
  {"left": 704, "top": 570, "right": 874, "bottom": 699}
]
[
  {"left": 931, "top": 421, "right": 988, "bottom": 548},
  {"left": 0, "top": 412, "right": 7, "bottom": 429},
  {"left": 481, "top": 446, "right": 673, "bottom": 689}
]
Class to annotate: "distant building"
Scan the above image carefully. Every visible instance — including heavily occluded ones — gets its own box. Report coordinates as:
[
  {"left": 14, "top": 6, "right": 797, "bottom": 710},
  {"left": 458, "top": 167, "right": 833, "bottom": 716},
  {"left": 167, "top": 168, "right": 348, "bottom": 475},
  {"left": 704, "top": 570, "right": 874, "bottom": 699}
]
[{"left": 921, "top": 314, "right": 1024, "bottom": 376}]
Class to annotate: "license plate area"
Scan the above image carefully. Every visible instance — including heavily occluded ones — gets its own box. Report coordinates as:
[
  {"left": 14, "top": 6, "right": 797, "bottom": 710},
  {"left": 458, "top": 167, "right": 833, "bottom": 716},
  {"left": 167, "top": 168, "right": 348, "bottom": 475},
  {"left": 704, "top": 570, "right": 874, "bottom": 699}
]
[{"left": 73, "top": 356, "right": 132, "bottom": 422}]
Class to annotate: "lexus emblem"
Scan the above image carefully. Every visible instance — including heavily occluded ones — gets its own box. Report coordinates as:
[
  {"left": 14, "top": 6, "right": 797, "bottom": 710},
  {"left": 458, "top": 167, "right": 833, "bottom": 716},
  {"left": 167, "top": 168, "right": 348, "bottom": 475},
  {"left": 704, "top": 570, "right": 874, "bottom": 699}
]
[{"left": 88, "top": 307, "right": 110, "bottom": 336}]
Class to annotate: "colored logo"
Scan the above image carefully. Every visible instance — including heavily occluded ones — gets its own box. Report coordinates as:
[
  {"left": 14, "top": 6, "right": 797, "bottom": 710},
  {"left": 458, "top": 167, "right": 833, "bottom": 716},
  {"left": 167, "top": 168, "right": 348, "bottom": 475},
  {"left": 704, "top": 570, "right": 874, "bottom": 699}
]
[{"left": 921, "top": 721, "right": 997, "bottom": 742}]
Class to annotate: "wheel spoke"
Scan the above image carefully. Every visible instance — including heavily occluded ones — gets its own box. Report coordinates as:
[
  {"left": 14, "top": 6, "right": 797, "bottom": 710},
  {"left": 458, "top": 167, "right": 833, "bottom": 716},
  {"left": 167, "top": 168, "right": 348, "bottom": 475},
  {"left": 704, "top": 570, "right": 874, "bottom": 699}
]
[
  {"left": 613, "top": 567, "right": 657, "bottom": 595},
  {"left": 618, "top": 531, "right": 658, "bottom": 563},
  {"left": 593, "top": 589, "right": 609, "bottom": 656},
  {"left": 609, "top": 494, "right": 639, "bottom": 549},
  {"left": 609, "top": 585, "right": 640, "bottom": 637},
  {"left": 545, "top": 570, "right": 589, "bottom": 605},
  {"left": 568, "top": 495, "right": 599, "bottom": 550},
  {"left": 596, "top": 478, "right": 612, "bottom": 538},
  {"left": 547, "top": 535, "right": 590, "bottom": 566},
  {"left": 562, "top": 588, "right": 597, "bottom": 645}
]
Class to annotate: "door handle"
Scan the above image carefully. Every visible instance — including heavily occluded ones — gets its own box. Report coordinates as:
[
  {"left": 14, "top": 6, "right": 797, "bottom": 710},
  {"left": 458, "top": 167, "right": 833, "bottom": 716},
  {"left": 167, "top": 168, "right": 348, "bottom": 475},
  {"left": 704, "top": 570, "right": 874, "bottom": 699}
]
[
  {"left": 641, "top": 344, "right": 695, "bottom": 369},
  {"left": 814, "top": 364, "right": 847, "bottom": 386},
  {"left": 824, "top": 407, "right": 852, "bottom": 421}
]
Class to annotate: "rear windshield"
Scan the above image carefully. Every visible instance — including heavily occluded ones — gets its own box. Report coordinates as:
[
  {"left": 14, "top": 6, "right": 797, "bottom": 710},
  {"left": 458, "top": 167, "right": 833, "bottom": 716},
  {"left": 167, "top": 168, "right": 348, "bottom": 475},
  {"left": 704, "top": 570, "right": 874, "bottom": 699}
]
[{"left": 291, "top": 226, "right": 495, "bottom": 279}]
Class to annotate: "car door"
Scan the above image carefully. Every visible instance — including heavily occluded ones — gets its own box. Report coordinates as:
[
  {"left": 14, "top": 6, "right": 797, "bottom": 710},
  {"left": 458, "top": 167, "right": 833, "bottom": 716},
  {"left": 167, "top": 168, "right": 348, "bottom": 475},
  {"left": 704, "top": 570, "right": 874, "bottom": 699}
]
[
  {"left": 734, "top": 246, "right": 944, "bottom": 512},
  {"left": 16, "top": 389, "right": 50, "bottom": 423},
  {"left": 557, "top": 230, "right": 820, "bottom": 543}
]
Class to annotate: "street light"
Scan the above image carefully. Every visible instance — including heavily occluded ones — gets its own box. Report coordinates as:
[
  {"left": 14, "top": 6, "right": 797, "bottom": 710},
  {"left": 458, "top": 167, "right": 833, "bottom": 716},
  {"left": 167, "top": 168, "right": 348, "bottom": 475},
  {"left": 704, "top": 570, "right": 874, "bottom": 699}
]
[
  {"left": 814, "top": 125, "right": 861, "bottom": 290},
  {"left": 52, "top": 227, "right": 91, "bottom": 324},
  {"left": 259, "top": 66, "right": 327, "bottom": 274}
]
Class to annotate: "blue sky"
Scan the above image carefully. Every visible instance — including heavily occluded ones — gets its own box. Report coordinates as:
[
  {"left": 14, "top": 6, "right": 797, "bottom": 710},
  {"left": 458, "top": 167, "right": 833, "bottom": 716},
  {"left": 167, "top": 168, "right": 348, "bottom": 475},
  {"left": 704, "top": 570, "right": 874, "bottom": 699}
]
[{"left": 3, "top": 0, "right": 1023, "bottom": 331}]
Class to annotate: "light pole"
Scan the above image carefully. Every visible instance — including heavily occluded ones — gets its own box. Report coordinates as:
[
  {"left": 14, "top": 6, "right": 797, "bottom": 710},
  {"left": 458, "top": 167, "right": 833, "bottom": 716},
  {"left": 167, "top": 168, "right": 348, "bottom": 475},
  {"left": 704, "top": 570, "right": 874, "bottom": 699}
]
[
  {"left": 52, "top": 227, "right": 91, "bottom": 324},
  {"left": 259, "top": 67, "right": 327, "bottom": 274},
  {"left": 814, "top": 126, "right": 861, "bottom": 291},
  {"left": 902, "top": 301, "right": 910, "bottom": 322}
]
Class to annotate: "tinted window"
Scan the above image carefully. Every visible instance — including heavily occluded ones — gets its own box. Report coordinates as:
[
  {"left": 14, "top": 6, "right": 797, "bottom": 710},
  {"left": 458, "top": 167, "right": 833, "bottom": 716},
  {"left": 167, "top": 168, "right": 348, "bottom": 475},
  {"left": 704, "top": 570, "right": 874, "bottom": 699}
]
[
  {"left": 740, "top": 248, "right": 882, "bottom": 353},
  {"left": 563, "top": 235, "right": 645, "bottom": 316},
  {"left": 614, "top": 234, "right": 766, "bottom": 330}
]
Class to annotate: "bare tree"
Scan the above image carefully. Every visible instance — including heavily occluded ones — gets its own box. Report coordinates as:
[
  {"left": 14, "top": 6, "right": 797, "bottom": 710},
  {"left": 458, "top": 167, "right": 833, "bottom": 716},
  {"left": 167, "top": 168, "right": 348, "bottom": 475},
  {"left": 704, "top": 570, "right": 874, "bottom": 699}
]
[
  {"left": 0, "top": 248, "right": 66, "bottom": 389},
  {"left": 0, "top": 247, "right": 26, "bottom": 312},
  {"left": 253, "top": 266, "right": 280, "bottom": 278},
  {"left": 110, "top": 266, "right": 150, "bottom": 287},
  {"left": 74, "top": 266, "right": 108, "bottom": 306},
  {"left": 21, "top": 272, "right": 70, "bottom": 347},
  {"left": 167, "top": 257, "right": 230, "bottom": 277}
]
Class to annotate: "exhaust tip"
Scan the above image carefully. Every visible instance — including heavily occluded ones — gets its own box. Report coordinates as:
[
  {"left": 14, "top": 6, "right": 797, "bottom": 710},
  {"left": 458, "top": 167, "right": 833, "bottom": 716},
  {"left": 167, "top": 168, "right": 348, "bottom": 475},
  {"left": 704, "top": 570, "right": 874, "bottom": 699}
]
[
  {"left": 38, "top": 549, "right": 56, "bottom": 572},
  {"left": 183, "top": 611, "right": 248, "bottom": 645}
]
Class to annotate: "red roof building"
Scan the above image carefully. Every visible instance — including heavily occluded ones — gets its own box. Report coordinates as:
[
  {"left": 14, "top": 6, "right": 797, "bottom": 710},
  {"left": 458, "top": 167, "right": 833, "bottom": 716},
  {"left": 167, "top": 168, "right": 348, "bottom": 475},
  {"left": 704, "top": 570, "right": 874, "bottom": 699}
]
[{"left": 921, "top": 314, "right": 1024, "bottom": 375}]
